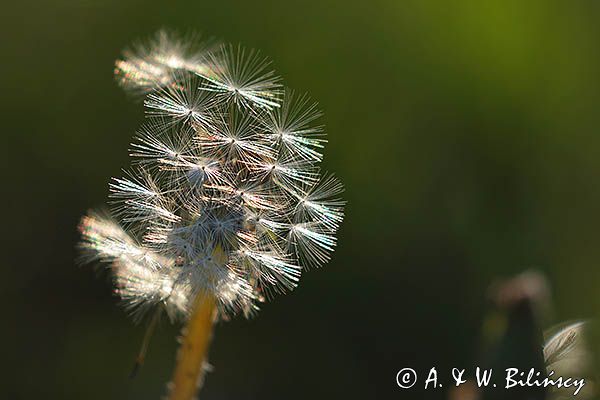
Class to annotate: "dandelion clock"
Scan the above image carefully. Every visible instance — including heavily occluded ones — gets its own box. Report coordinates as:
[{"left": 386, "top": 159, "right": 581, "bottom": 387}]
[{"left": 79, "top": 30, "right": 345, "bottom": 400}]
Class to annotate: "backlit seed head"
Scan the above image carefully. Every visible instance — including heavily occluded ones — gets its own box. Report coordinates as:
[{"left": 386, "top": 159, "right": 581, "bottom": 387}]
[{"left": 80, "top": 31, "right": 345, "bottom": 322}]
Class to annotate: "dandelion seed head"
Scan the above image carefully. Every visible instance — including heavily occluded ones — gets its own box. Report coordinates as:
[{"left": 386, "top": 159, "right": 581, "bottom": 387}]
[{"left": 81, "top": 31, "right": 344, "bottom": 322}]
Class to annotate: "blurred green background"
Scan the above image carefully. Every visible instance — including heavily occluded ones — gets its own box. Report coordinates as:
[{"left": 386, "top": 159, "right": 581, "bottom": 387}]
[{"left": 3, "top": 0, "right": 600, "bottom": 398}]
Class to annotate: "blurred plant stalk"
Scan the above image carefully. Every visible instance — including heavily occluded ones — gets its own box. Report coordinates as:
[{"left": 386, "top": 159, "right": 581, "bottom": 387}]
[{"left": 450, "top": 271, "right": 595, "bottom": 400}]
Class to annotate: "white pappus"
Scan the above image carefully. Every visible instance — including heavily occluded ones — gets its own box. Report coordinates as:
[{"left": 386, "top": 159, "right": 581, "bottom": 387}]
[{"left": 80, "top": 30, "right": 345, "bottom": 325}]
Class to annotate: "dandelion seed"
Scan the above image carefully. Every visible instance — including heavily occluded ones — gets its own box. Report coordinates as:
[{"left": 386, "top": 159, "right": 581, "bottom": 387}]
[
  {"left": 260, "top": 89, "right": 326, "bottom": 161},
  {"left": 246, "top": 152, "right": 320, "bottom": 189},
  {"left": 199, "top": 44, "right": 283, "bottom": 109},
  {"left": 195, "top": 107, "right": 274, "bottom": 163},
  {"left": 115, "top": 30, "right": 218, "bottom": 94},
  {"left": 287, "top": 221, "right": 337, "bottom": 269},
  {"left": 289, "top": 173, "right": 346, "bottom": 230},
  {"left": 144, "top": 73, "right": 216, "bottom": 129}
]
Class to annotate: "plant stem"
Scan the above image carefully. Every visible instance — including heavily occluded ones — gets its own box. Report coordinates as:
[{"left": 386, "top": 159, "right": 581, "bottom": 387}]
[
  {"left": 167, "top": 292, "right": 217, "bottom": 400},
  {"left": 131, "top": 307, "right": 162, "bottom": 378}
]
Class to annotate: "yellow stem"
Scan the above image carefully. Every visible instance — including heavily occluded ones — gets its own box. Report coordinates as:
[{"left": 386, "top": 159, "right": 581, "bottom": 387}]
[{"left": 167, "top": 292, "right": 217, "bottom": 400}]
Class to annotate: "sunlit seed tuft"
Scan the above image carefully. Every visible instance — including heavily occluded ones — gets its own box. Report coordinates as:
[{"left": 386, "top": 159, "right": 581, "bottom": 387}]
[{"left": 80, "top": 31, "right": 344, "bottom": 322}]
